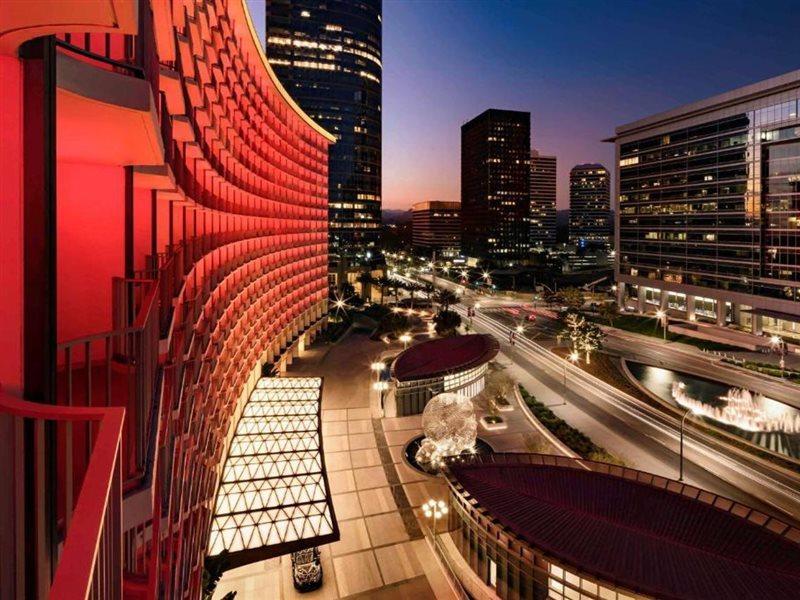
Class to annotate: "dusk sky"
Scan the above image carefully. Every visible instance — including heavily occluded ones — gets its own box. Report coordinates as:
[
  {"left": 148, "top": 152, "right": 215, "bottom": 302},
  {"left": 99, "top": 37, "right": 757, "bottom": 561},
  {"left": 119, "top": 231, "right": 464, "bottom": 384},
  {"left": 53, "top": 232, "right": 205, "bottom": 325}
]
[{"left": 249, "top": 0, "right": 800, "bottom": 210}]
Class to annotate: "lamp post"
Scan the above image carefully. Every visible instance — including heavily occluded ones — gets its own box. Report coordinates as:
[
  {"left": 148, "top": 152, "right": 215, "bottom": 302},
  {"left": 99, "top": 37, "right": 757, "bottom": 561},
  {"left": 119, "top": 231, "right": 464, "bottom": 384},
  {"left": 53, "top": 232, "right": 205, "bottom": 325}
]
[
  {"left": 370, "top": 361, "right": 385, "bottom": 381},
  {"left": 423, "top": 498, "right": 448, "bottom": 542},
  {"left": 656, "top": 309, "right": 667, "bottom": 340},
  {"left": 678, "top": 406, "right": 700, "bottom": 482},
  {"left": 399, "top": 332, "right": 412, "bottom": 349},
  {"left": 770, "top": 335, "right": 785, "bottom": 377}
]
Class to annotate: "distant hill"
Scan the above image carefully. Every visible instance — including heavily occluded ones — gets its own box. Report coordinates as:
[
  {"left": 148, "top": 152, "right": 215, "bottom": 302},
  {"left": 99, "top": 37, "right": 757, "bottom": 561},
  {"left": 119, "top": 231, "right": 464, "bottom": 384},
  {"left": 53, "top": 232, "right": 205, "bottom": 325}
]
[{"left": 382, "top": 209, "right": 412, "bottom": 224}]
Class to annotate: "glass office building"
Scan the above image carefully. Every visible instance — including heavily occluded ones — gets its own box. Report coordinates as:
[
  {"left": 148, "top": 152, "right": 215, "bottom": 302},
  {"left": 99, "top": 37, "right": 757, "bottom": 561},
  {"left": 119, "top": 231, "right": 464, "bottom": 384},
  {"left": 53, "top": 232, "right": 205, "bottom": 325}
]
[
  {"left": 569, "top": 163, "right": 611, "bottom": 249},
  {"left": 461, "top": 109, "right": 532, "bottom": 265},
  {"left": 611, "top": 71, "right": 800, "bottom": 339},
  {"left": 265, "top": 0, "right": 382, "bottom": 265},
  {"left": 530, "top": 150, "right": 558, "bottom": 249}
]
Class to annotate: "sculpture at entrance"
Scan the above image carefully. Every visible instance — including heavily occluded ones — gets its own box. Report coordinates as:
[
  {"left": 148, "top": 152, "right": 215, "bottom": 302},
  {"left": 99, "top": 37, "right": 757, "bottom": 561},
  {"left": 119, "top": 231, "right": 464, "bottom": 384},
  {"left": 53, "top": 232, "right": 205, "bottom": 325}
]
[{"left": 415, "top": 392, "right": 477, "bottom": 470}]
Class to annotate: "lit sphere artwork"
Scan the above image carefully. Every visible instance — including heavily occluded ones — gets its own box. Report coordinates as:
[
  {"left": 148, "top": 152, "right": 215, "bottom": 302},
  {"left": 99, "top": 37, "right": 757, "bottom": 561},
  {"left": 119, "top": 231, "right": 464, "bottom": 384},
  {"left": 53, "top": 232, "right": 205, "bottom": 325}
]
[{"left": 415, "top": 392, "right": 477, "bottom": 469}]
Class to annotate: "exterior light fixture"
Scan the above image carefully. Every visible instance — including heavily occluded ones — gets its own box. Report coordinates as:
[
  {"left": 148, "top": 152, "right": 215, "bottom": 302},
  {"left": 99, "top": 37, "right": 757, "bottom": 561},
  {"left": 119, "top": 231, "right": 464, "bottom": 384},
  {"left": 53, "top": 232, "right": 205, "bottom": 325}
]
[{"left": 422, "top": 498, "right": 449, "bottom": 540}]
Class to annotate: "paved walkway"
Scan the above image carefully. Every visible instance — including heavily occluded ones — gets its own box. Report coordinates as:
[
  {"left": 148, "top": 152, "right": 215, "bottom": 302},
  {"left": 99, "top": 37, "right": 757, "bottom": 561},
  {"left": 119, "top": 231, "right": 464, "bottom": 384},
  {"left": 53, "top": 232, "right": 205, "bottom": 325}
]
[{"left": 214, "top": 332, "right": 454, "bottom": 599}]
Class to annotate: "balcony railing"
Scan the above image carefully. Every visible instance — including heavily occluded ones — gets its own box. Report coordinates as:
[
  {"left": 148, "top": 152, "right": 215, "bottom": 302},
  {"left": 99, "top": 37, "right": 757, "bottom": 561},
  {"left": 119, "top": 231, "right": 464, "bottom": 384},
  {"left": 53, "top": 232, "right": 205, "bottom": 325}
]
[
  {"left": 57, "top": 278, "right": 159, "bottom": 487},
  {"left": 0, "top": 389, "right": 124, "bottom": 600}
]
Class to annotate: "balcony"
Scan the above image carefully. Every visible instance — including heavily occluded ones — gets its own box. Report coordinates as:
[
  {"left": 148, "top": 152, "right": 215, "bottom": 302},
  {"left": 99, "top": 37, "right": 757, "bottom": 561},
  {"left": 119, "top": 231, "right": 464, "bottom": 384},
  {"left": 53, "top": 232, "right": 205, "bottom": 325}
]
[{"left": 0, "top": 389, "right": 124, "bottom": 599}]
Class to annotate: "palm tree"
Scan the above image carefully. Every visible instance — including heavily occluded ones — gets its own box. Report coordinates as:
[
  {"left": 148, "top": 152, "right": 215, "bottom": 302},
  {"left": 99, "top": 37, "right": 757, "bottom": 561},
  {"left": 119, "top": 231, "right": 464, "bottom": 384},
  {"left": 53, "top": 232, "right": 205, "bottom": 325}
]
[
  {"left": 376, "top": 276, "right": 391, "bottom": 305},
  {"left": 435, "top": 289, "right": 459, "bottom": 313},
  {"left": 357, "top": 271, "right": 374, "bottom": 301}
]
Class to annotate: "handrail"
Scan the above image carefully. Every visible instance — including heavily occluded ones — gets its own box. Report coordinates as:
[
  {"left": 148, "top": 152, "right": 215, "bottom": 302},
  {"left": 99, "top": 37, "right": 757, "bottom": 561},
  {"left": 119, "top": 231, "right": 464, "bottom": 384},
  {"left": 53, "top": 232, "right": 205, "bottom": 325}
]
[{"left": 0, "top": 389, "right": 125, "bottom": 599}]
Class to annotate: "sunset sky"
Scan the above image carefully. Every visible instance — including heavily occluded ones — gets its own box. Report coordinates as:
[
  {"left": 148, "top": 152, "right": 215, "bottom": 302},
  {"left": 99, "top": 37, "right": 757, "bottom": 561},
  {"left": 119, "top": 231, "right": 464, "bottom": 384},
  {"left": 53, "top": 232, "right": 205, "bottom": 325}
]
[{"left": 249, "top": 0, "right": 799, "bottom": 210}]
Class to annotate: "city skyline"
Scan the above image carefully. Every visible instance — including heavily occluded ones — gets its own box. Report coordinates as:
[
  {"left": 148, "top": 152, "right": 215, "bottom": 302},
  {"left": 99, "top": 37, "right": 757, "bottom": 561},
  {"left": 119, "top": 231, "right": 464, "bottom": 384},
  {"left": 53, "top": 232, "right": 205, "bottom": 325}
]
[{"left": 248, "top": 0, "right": 800, "bottom": 211}]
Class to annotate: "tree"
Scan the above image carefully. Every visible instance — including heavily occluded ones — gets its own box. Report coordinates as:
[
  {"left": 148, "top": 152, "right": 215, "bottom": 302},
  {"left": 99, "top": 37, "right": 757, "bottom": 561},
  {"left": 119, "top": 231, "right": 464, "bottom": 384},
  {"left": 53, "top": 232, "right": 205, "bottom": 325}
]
[
  {"left": 433, "top": 309, "right": 462, "bottom": 336},
  {"left": 378, "top": 312, "right": 411, "bottom": 337},
  {"left": 598, "top": 301, "right": 619, "bottom": 325},
  {"left": 375, "top": 276, "right": 391, "bottom": 305},
  {"left": 434, "top": 289, "right": 459, "bottom": 313},
  {"left": 339, "top": 280, "right": 356, "bottom": 299},
  {"left": 561, "top": 287, "right": 585, "bottom": 311},
  {"left": 357, "top": 271, "right": 374, "bottom": 300},
  {"left": 562, "top": 312, "right": 605, "bottom": 364}
]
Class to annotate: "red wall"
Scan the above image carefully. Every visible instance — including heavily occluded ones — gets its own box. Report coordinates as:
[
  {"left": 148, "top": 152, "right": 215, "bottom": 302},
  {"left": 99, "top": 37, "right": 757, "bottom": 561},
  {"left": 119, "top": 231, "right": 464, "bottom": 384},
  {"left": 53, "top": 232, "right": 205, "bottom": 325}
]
[
  {"left": 0, "top": 55, "right": 24, "bottom": 393},
  {"left": 56, "top": 161, "right": 124, "bottom": 343}
]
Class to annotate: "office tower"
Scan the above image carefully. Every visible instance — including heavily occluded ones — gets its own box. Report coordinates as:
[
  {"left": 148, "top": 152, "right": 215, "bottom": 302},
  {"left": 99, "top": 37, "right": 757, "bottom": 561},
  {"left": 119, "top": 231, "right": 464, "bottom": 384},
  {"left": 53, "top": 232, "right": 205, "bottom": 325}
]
[
  {"left": 569, "top": 164, "right": 611, "bottom": 249},
  {"left": 0, "top": 1, "right": 334, "bottom": 596},
  {"left": 530, "top": 150, "right": 558, "bottom": 248},
  {"left": 461, "top": 109, "right": 531, "bottom": 264},
  {"left": 411, "top": 201, "right": 461, "bottom": 258},
  {"left": 265, "top": 0, "right": 382, "bottom": 266},
  {"left": 611, "top": 71, "right": 800, "bottom": 336}
]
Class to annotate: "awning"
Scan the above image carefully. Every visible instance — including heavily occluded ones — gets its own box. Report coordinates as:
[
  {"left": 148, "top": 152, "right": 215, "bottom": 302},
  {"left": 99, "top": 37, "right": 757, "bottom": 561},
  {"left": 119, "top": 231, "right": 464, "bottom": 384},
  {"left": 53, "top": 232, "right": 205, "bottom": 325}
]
[{"left": 208, "top": 377, "right": 339, "bottom": 569}]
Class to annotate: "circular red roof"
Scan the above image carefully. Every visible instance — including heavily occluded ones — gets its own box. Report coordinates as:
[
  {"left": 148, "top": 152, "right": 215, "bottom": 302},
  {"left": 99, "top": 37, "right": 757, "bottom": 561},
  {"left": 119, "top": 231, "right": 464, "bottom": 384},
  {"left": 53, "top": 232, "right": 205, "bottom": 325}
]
[
  {"left": 448, "top": 457, "right": 800, "bottom": 600},
  {"left": 391, "top": 334, "right": 499, "bottom": 382}
]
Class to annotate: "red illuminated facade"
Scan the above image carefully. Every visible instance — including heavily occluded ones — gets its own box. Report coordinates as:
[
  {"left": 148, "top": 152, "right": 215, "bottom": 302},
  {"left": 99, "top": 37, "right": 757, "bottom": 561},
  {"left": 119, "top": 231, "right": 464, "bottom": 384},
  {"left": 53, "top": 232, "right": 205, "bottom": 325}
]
[{"left": 0, "top": 1, "right": 334, "bottom": 598}]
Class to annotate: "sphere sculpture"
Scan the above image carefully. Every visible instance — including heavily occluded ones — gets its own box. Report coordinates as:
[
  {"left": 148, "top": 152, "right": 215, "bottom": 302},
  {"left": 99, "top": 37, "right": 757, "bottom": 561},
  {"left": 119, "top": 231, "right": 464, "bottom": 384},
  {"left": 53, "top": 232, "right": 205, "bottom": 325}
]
[{"left": 415, "top": 392, "right": 477, "bottom": 470}]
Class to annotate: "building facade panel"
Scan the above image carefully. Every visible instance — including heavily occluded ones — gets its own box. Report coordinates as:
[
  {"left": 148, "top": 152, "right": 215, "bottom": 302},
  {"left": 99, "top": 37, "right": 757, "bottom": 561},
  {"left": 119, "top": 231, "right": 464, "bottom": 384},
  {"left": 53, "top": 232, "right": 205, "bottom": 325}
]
[{"left": 0, "top": 0, "right": 334, "bottom": 597}]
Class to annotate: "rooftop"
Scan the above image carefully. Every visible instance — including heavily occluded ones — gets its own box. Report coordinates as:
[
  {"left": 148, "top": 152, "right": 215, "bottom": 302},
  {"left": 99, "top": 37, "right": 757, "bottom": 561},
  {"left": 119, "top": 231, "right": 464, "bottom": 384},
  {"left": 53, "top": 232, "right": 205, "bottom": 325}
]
[
  {"left": 447, "top": 454, "right": 800, "bottom": 600},
  {"left": 391, "top": 334, "right": 499, "bottom": 381}
]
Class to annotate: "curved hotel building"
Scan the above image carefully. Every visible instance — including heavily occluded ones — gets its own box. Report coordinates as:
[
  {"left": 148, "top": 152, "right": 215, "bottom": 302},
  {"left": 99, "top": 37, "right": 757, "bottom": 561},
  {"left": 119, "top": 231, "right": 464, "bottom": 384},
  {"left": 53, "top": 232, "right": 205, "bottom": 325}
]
[
  {"left": 610, "top": 71, "right": 800, "bottom": 345},
  {"left": 0, "top": 1, "right": 336, "bottom": 597}
]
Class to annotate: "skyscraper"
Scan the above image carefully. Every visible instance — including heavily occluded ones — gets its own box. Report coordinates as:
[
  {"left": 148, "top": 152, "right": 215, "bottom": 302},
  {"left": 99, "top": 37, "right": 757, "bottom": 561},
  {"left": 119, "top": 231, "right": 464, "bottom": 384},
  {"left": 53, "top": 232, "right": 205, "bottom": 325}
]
[
  {"left": 265, "top": 0, "right": 382, "bottom": 266},
  {"left": 569, "top": 163, "right": 611, "bottom": 249},
  {"left": 611, "top": 71, "right": 800, "bottom": 336},
  {"left": 461, "top": 109, "right": 531, "bottom": 264},
  {"left": 530, "top": 150, "right": 557, "bottom": 249}
]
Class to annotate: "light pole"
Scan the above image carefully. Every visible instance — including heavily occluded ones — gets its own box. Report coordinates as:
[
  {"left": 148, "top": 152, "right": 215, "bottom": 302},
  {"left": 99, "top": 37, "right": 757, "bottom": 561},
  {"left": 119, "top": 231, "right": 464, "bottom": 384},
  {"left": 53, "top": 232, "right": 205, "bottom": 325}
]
[
  {"left": 423, "top": 498, "right": 448, "bottom": 542},
  {"left": 678, "top": 406, "right": 700, "bottom": 482},
  {"left": 399, "top": 332, "right": 412, "bottom": 350},
  {"left": 656, "top": 309, "right": 667, "bottom": 340},
  {"left": 771, "top": 335, "right": 785, "bottom": 377},
  {"left": 370, "top": 361, "right": 385, "bottom": 381}
]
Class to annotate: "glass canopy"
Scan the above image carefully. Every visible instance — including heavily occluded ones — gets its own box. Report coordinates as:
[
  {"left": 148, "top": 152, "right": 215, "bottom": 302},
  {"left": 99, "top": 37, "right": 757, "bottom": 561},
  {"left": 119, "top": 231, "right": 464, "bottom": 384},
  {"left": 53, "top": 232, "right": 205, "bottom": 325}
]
[{"left": 208, "top": 377, "right": 338, "bottom": 567}]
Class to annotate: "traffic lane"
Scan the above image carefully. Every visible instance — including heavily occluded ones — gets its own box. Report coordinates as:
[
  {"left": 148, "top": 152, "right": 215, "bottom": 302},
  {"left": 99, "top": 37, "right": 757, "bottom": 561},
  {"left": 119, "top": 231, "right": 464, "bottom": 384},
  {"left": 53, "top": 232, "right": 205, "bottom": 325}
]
[{"left": 466, "top": 310, "right": 799, "bottom": 522}]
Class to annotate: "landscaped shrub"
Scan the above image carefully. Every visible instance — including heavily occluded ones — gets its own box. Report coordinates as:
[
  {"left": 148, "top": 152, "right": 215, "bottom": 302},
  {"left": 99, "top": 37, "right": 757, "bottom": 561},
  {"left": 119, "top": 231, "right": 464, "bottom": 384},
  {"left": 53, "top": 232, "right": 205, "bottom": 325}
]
[{"left": 518, "top": 385, "right": 619, "bottom": 462}]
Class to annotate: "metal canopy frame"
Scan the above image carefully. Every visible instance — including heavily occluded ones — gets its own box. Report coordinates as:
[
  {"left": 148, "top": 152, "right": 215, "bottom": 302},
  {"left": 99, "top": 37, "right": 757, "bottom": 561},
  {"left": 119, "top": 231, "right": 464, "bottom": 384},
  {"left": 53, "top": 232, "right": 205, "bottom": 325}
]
[{"left": 208, "top": 377, "right": 339, "bottom": 569}]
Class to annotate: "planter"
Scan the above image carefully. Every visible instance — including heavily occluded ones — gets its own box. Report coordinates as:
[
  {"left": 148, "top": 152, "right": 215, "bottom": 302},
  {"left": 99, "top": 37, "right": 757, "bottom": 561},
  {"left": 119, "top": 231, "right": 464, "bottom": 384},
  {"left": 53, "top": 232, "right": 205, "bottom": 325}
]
[{"left": 480, "top": 415, "right": 507, "bottom": 431}]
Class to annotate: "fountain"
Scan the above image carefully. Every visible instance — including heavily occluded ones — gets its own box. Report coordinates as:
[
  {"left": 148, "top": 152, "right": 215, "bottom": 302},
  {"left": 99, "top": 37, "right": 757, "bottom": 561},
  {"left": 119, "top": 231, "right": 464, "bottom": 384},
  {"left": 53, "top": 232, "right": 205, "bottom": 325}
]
[{"left": 672, "top": 382, "right": 800, "bottom": 434}]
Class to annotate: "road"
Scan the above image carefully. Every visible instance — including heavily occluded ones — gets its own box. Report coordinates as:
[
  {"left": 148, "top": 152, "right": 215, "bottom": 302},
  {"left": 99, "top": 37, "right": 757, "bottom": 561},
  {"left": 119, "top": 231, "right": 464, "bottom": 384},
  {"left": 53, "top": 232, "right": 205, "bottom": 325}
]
[{"left": 404, "top": 270, "right": 800, "bottom": 522}]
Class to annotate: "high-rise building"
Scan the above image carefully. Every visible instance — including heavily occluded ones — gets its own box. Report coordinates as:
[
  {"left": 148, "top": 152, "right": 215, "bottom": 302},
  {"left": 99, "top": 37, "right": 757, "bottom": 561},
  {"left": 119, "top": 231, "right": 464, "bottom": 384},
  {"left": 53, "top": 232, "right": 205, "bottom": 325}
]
[
  {"left": 569, "top": 163, "right": 611, "bottom": 249},
  {"left": 411, "top": 201, "right": 461, "bottom": 258},
  {"left": 0, "top": 1, "right": 335, "bottom": 597},
  {"left": 611, "top": 71, "right": 800, "bottom": 338},
  {"left": 530, "top": 150, "right": 557, "bottom": 248},
  {"left": 265, "top": 0, "right": 382, "bottom": 266},
  {"left": 461, "top": 109, "right": 531, "bottom": 264}
]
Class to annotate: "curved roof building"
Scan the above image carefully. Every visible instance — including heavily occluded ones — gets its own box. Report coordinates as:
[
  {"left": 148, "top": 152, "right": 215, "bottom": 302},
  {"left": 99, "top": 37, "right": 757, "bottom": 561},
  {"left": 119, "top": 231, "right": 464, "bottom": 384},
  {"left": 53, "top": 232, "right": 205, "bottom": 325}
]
[
  {"left": 389, "top": 334, "right": 499, "bottom": 416},
  {"left": 445, "top": 453, "right": 800, "bottom": 600}
]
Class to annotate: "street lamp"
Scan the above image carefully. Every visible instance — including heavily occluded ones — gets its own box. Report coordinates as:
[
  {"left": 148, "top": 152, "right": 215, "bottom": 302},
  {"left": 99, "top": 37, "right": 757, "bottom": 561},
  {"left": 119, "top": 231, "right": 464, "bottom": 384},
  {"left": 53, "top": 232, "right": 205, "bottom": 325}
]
[
  {"left": 770, "top": 335, "right": 786, "bottom": 376},
  {"left": 656, "top": 309, "right": 667, "bottom": 340},
  {"left": 678, "top": 405, "right": 701, "bottom": 482},
  {"left": 370, "top": 361, "right": 385, "bottom": 380},
  {"left": 422, "top": 499, "right": 448, "bottom": 541},
  {"left": 399, "top": 332, "right": 412, "bottom": 349},
  {"left": 564, "top": 350, "right": 579, "bottom": 388}
]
